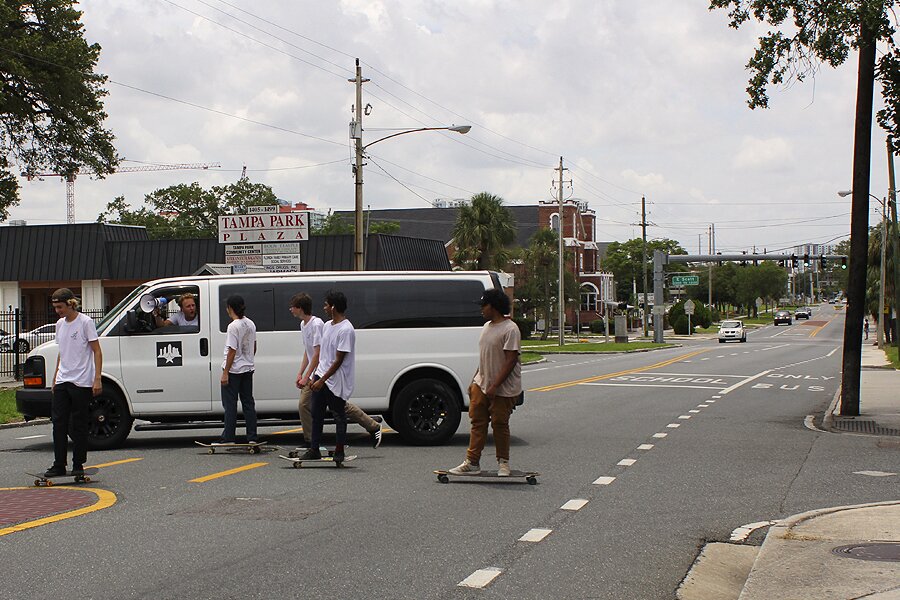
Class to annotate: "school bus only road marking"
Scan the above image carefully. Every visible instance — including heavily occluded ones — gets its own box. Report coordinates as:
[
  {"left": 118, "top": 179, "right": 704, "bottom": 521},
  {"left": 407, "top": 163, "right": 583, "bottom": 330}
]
[
  {"left": 190, "top": 462, "right": 268, "bottom": 483},
  {"left": 528, "top": 349, "right": 711, "bottom": 393}
]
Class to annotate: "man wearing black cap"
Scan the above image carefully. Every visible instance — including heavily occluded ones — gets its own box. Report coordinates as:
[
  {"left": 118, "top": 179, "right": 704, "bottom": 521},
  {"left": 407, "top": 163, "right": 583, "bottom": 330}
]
[
  {"left": 449, "top": 288, "right": 522, "bottom": 477},
  {"left": 44, "top": 288, "right": 103, "bottom": 478}
]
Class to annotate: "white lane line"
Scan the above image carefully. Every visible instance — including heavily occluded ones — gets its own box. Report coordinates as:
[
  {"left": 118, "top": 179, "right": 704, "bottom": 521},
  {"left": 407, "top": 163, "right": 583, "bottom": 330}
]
[
  {"left": 667, "top": 423, "right": 681, "bottom": 428},
  {"left": 707, "top": 400, "right": 717, "bottom": 403},
  {"left": 700, "top": 357, "right": 710, "bottom": 361},
  {"left": 15, "top": 434, "right": 46, "bottom": 440},
  {"left": 459, "top": 568, "right": 503, "bottom": 588},
  {"left": 561, "top": 499, "right": 589, "bottom": 511},
  {"left": 637, "top": 444, "right": 654, "bottom": 450},
  {"left": 519, "top": 528, "right": 553, "bottom": 542},
  {"left": 689, "top": 409, "right": 700, "bottom": 413},
  {"left": 711, "top": 395, "right": 722, "bottom": 398},
  {"left": 698, "top": 404, "right": 709, "bottom": 408},
  {"left": 617, "top": 458, "right": 637, "bottom": 466},
  {"left": 635, "top": 372, "right": 747, "bottom": 378},
  {"left": 653, "top": 433, "right": 668, "bottom": 438},
  {"left": 582, "top": 383, "right": 726, "bottom": 390},
  {"left": 720, "top": 369, "right": 771, "bottom": 395},
  {"left": 716, "top": 355, "right": 725, "bottom": 358},
  {"left": 854, "top": 470, "right": 897, "bottom": 477},
  {"left": 730, "top": 520, "right": 778, "bottom": 542},
  {"left": 827, "top": 347, "right": 839, "bottom": 357},
  {"left": 678, "top": 415, "right": 692, "bottom": 420},
  {"left": 593, "top": 476, "right": 616, "bottom": 485}
]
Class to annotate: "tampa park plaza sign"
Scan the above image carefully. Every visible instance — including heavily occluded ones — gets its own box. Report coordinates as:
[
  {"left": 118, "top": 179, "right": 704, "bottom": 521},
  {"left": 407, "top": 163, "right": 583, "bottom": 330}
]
[{"left": 217, "top": 210, "right": 309, "bottom": 243}]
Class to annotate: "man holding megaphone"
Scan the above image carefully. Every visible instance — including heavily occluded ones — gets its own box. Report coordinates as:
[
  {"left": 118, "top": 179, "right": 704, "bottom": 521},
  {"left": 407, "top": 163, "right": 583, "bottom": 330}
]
[{"left": 154, "top": 293, "right": 199, "bottom": 328}]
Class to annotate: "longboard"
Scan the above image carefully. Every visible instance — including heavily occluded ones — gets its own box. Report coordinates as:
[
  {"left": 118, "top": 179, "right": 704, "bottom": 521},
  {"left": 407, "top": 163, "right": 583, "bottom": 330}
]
[
  {"left": 434, "top": 469, "right": 539, "bottom": 485},
  {"left": 195, "top": 441, "right": 268, "bottom": 454},
  {"left": 26, "top": 468, "right": 99, "bottom": 487},
  {"left": 279, "top": 454, "right": 357, "bottom": 468},
  {"left": 281, "top": 446, "right": 350, "bottom": 459}
]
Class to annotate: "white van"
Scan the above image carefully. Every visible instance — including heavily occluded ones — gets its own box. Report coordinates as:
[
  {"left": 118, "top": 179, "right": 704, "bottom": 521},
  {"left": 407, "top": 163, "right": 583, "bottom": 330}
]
[{"left": 17, "top": 271, "right": 502, "bottom": 449}]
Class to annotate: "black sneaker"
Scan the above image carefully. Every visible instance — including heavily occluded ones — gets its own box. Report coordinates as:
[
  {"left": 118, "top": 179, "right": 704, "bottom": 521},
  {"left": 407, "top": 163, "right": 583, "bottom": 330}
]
[
  {"left": 370, "top": 420, "right": 383, "bottom": 449},
  {"left": 296, "top": 448, "right": 322, "bottom": 460},
  {"left": 43, "top": 465, "right": 65, "bottom": 478},
  {"left": 333, "top": 449, "right": 345, "bottom": 464},
  {"left": 71, "top": 465, "right": 85, "bottom": 477}
]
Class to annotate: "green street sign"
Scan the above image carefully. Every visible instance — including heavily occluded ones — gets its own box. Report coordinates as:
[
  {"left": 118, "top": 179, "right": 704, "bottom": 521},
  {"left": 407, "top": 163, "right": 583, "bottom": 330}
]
[{"left": 672, "top": 275, "right": 700, "bottom": 287}]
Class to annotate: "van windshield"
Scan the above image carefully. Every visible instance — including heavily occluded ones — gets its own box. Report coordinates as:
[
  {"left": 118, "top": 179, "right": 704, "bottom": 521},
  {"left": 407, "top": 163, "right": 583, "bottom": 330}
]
[{"left": 96, "top": 285, "right": 148, "bottom": 334}]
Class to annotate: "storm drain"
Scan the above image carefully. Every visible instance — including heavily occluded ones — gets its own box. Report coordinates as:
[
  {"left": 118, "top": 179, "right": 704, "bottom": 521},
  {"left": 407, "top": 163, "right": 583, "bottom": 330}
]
[
  {"left": 832, "top": 543, "right": 900, "bottom": 562},
  {"left": 831, "top": 418, "right": 900, "bottom": 436}
]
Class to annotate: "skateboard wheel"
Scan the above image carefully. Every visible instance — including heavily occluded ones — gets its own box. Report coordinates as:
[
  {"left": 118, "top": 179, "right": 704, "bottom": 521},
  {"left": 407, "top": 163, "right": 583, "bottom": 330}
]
[
  {"left": 34, "top": 479, "right": 41, "bottom": 486},
  {"left": 45, "top": 480, "right": 54, "bottom": 487},
  {"left": 288, "top": 451, "right": 298, "bottom": 458},
  {"left": 292, "top": 462, "right": 301, "bottom": 469},
  {"left": 438, "top": 475, "right": 449, "bottom": 484},
  {"left": 250, "top": 447, "right": 259, "bottom": 454},
  {"left": 527, "top": 476, "right": 537, "bottom": 485},
  {"left": 207, "top": 449, "right": 214, "bottom": 454}
]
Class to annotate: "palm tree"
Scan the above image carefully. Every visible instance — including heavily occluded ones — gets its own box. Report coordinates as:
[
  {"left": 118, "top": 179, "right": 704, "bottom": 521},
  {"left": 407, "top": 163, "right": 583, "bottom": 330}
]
[{"left": 451, "top": 192, "right": 516, "bottom": 270}]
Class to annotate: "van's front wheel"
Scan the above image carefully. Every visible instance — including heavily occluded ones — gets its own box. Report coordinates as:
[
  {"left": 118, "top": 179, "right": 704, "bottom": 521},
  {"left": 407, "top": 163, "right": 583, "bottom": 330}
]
[
  {"left": 393, "top": 379, "right": 461, "bottom": 445},
  {"left": 87, "top": 384, "right": 133, "bottom": 450}
]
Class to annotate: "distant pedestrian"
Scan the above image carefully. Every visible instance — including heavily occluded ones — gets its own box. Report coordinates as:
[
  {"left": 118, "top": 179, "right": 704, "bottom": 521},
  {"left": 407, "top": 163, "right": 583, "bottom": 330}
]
[
  {"left": 219, "top": 295, "right": 257, "bottom": 443},
  {"left": 449, "top": 288, "right": 522, "bottom": 477},
  {"left": 864, "top": 318, "right": 870, "bottom": 340},
  {"left": 45, "top": 288, "right": 102, "bottom": 478}
]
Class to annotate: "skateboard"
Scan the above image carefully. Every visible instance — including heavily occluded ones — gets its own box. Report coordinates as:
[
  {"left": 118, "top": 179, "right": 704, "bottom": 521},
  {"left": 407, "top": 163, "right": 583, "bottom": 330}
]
[
  {"left": 434, "top": 469, "right": 539, "bottom": 485},
  {"left": 278, "top": 454, "right": 357, "bottom": 468},
  {"left": 26, "top": 468, "right": 99, "bottom": 487},
  {"left": 195, "top": 440, "right": 268, "bottom": 454},
  {"left": 282, "top": 446, "right": 350, "bottom": 459}
]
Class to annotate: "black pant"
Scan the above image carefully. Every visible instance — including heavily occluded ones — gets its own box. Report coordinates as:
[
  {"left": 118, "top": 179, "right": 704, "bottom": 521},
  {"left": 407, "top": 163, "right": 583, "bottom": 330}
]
[
  {"left": 310, "top": 378, "right": 347, "bottom": 449},
  {"left": 51, "top": 382, "right": 91, "bottom": 468},
  {"left": 221, "top": 371, "right": 257, "bottom": 442}
]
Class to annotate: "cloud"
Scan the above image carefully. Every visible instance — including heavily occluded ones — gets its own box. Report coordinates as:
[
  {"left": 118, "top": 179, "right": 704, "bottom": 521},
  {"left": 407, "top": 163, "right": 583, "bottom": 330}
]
[{"left": 732, "top": 136, "right": 796, "bottom": 171}]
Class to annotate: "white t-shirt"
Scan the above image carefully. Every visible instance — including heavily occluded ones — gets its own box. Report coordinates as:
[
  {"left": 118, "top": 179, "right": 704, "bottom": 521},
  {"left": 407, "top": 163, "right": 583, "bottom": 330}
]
[
  {"left": 168, "top": 311, "right": 198, "bottom": 327},
  {"left": 223, "top": 317, "right": 256, "bottom": 374},
  {"left": 314, "top": 318, "right": 355, "bottom": 400},
  {"left": 301, "top": 316, "right": 323, "bottom": 363},
  {"left": 55, "top": 312, "right": 99, "bottom": 387}
]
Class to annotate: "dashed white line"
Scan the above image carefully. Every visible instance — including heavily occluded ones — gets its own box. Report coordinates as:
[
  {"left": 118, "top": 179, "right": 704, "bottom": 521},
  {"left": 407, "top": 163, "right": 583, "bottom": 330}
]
[
  {"left": 667, "top": 423, "right": 681, "bottom": 428},
  {"left": 854, "top": 470, "right": 897, "bottom": 477},
  {"left": 637, "top": 444, "right": 654, "bottom": 450},
  {"left": 518, "top": 528, "right": 553, "bottom": 542},
  {"left": 698, "top": 404, "right": 709, "bottom": 408},
  {"left": 617, "top": 458, "right": 637, "bottom": 466},
  {"left": 459, "top": 568, "right": 503, "bottom": 588},
  {"left": 561, "top": 499, "right": 589, "bottom": 511},
  {"left": 593, "top": 476, "right": 616, "bottom": 485},
  {"left": 15, "top": 434, "right": 46, "bottom": 440},
  {"left": 678, "top": 415, "right": 691, "bottom": 420},
  {"left": 707, "top": 399, "right": 717, "bottom": 403},
  {"left": 711, "top": 395, "right": 722, "bottom": 398},
  {"left": 653, "top": 433, "right": 668, "bottom": 438},
  {"left": 689, "top": 409, "right": 700, "bottom": 413}
]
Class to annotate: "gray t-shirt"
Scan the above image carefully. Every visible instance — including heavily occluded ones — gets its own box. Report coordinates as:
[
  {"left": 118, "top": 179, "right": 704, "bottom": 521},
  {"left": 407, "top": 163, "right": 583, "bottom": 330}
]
[
  {"left": 473, "top": 318, "right": 522, "bottom": 397},
  {"left": 168, "top": 311, "right": 198, "bottom": 327}
]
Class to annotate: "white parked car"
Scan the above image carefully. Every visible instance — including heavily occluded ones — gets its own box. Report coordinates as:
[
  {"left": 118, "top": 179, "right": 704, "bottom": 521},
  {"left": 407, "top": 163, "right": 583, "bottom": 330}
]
[
  {"left": 718, "top": 320, "right": 746, "bottom": 343},
  {"left": 0, "top": 323, "right": 56, "bottom": 353}
]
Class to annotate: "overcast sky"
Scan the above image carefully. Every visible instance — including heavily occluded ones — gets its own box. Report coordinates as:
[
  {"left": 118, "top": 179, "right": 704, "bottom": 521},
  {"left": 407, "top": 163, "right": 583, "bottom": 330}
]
[{"left": 9, "top": 0, "right": 887, "bottom": 254}]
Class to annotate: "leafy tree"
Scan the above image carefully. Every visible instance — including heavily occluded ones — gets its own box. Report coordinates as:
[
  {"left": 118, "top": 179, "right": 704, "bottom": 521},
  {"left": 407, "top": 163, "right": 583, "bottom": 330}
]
[
  {"left": 98, "top": 180, "right": 278, "bottom": 239},
  {"left": 0, "top": 0, "right": 118, "bottom": 220},
  {"left": 516, "top": 228, "right": 579, "bottom": 340},
  {"left": 601, "top": 238, "right": 688, "bottom": 301},
  {"left": 451, "top": 192, "right": 516, "bottom": 270}
]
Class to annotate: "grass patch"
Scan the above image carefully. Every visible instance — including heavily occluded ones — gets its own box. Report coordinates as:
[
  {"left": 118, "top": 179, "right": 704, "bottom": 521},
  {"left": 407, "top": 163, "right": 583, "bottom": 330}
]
[
  {"left": 0, "top": 387, "right": 22, "bottom": 424},
  {"left": 525, "top": 341, "right": 673, "bottom": 353},
  {"left": 521, "top": 351, "right": 543, "bottom": 364},
  {"left": 884, "top": 345, "right": 900, "bottom": 369}
]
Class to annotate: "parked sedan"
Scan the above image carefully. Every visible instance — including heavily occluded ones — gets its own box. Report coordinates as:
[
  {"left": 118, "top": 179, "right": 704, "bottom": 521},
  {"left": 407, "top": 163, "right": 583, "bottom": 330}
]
[
  {"left": 794, "top": 307, "right": 812, "bottom": 320},
  {"left": 0, "top": 324, "right": 56, "bottom": 353},
  {"left": 773, "top": 310, "right": 792, "bottom": 326},
  {"left": 718, "top": 320, "right": 746, "bottom": 343}
]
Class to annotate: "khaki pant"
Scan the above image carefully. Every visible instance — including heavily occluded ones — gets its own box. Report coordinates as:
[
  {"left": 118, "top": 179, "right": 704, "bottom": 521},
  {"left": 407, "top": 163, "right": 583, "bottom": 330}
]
[
  {"left": 299, "top": 383, "right": 378, "bottom": 443},
  {"left": 465, "top": 383, "right": 517, "bottom": 464}
]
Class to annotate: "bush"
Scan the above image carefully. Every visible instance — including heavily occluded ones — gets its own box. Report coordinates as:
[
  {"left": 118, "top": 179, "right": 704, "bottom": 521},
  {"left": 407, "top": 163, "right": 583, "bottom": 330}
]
[
  {"left": 590, "top": 319, "right": 605, "bottom": 334},
  {"left": 513, "top": 317, "right": 535, "bottom": 340},
  {"left": 711, "top": 308, "right": 720, "bottom": 323},
  {"left": 672, "top": 314, "right": 692, "bottom": 334}
]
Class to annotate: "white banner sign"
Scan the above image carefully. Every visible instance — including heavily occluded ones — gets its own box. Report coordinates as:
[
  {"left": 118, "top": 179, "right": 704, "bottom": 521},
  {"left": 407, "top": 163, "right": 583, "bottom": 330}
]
[
  {"left": 225, "top": 254, "right": 262, "bottom": 266},
  {"left": 224, "top": 244, "right": 262, "bottom": 256},
  {"left": 263, "top": 242, "right": 300, "bottom": 255},
  {"left": 218, "top": 212, "right": 309, "bottom": 243},
  {"left": 262, "top": 254, "right": 301, "bottom": 266},
  {"left": 265, "top": 264, "right": 301, "bottom": 273}
]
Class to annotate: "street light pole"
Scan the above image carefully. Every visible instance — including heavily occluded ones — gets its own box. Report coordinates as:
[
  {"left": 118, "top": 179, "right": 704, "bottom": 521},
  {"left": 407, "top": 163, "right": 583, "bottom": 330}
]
[{"left": 348, "top": 59, "right": 470, "bottom": 271}]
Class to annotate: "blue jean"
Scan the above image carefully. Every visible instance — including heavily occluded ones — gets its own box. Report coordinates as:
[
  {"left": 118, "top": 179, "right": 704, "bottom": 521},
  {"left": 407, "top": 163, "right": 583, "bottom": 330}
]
[
  {"left": 221, "top": 371, "right": 257, "bottom": 442},
  {"left": 310, "top": 378, "right": 347, "bottom": 449}
]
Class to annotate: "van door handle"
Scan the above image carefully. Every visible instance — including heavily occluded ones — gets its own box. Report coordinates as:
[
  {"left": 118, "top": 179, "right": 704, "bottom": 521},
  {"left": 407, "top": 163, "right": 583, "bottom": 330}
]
[{"left": 200, "top": 338, "right": 209, "bottom": 356}]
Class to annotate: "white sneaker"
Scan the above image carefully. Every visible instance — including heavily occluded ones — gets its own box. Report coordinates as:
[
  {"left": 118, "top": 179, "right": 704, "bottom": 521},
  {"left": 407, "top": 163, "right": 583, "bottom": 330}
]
[
  {"left": 497, "top": 459, "right": 511, "bottom": 477},
  {"left": 449, "top": 459, "right": 481, "bottom": 475}
]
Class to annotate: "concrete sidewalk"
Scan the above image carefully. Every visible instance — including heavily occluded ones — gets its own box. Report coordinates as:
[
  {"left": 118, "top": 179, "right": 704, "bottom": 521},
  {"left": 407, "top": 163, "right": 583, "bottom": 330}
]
[{"left": 681, "top": 343, "right": 900, "bottom": 600}]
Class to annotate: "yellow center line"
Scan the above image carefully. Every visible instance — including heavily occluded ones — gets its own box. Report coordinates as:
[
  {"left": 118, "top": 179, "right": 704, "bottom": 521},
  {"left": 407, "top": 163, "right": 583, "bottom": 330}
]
[
  {"left": 271, "top": 427, "right": 304, "bottom": 435},
  {"left": 190, "top": 462, "right": 267, "bottom": 483},
  {"left": 528, "top": 349, "right": 712, "bottom": 393},
  {"left": 0, "top": 487, "right": 117, "bottom": 537},
  {"left": 809, "top": 318, "right": 833, "bottom": 338},
  {"left": 85, "top": 458, "right": 144, "bottom": 469}
]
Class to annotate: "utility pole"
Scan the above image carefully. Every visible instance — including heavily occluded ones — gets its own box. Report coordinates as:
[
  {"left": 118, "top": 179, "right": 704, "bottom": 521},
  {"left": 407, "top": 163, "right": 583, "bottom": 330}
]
[
  {"left": 889, "top": 139, "right": 900, "bottom": 348},
  {"left": 556, "top": 157, "right": 567, "bottom": 346},
  {"left": 841, "top": 14, "right": 877, "bottom": 416},
  {"left": 641, "top": 195, "right": 649, "bottom": 337},
  {"left": 350, "top": 58, "right": 369, "bottom": 271},
  {"left": 707, "top": 224, "right": 713, "bottom": 308}
]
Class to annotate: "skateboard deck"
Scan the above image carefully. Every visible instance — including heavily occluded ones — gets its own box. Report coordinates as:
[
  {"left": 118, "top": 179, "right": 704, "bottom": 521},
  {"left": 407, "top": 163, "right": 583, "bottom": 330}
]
[
  {"left": 26, "top": 468, "right": 99, "bottom": 487},
  {"left": 195, "top": 441, "right": 268, "bottom": 454},
  {"left": 279, "top": 454, "right": 357, "bottom": 468},
  {"left": 281, "top": 446, "right": 350, "bottom": 459},
  {"left": 434, "top": 469, "right": 539, "bottom": 485}
]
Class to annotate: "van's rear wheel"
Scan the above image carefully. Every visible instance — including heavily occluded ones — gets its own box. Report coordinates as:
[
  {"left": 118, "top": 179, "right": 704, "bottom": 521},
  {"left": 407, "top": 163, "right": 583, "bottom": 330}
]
[
  {"left": 87, "top": 384, "right": 133, "bottom": 450},
  {"left": 392, "top": 379, "right": 461, "bottom": 445}
]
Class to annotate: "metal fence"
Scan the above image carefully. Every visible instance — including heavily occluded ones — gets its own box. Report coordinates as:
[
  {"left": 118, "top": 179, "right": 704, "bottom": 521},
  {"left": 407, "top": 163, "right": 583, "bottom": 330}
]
[{"left": 0, "top": 309, "right": 106, "bottom": 380}]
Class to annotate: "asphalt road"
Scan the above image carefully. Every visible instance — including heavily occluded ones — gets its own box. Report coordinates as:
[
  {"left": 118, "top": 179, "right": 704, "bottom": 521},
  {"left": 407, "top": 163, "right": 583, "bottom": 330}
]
[{"left": 2, "top": 304, "right": 897, "bottom": 599}]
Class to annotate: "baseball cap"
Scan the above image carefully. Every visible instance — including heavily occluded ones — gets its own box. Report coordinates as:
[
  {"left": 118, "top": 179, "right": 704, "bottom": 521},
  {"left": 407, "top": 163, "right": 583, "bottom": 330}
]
[{"left": 51, "top": 288, "right": 76, "bottom": 303}]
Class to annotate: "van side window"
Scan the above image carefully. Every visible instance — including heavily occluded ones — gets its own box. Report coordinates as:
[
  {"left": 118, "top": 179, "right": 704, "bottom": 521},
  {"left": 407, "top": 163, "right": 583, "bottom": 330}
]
[
  {"left": 114, "top": 285, "right": 200, "bottom": 336},
  {"left": 337, "top": 280, "right": 485, "bottom": 329},
  {"left": 219, "top": 285, "right": 275, "bottom": 332},
  {"left": 273, "top": 282, "right": 334, "bottom": 331}
]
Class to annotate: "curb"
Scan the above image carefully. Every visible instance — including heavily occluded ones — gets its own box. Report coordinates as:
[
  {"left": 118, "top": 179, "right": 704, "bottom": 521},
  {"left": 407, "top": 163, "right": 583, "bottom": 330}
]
[
  {"left": 767, "top": 499, "right": 900, "bottom": 532},
  {"left": 0, "top": 417, "right": 49, "bottom": 430}
]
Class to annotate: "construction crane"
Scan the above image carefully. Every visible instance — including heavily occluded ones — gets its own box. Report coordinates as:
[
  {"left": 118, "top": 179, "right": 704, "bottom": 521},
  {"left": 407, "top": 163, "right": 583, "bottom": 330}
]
[{"left": 22, "top": 162, "right": 221, "bottom": 224}]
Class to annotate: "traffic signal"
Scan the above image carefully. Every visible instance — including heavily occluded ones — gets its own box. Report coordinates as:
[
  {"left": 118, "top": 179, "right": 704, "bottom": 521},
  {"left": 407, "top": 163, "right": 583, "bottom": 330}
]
[
  {"left": 840, "top": 256, "right": 848, "bottom": 270},
  {"left": 803, "top": 253, "right": 810, "bottom": 267},
  {"left": 820, "top": 256, "right": 828, "bottom": 269}
]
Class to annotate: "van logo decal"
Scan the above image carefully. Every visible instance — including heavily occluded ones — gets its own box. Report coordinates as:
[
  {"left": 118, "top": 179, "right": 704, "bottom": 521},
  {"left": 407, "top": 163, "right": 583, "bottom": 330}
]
[{"left": 156, "top": 342, "right": 183, "bottom": 367}]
